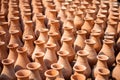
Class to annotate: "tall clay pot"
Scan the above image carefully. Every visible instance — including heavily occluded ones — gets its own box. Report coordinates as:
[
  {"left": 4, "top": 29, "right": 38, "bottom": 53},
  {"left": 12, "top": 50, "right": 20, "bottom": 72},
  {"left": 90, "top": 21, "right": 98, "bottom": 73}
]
[
  {"left": 60, "top": 37, "right": 75, "bottom": 62},
  {"left": 15, "top": 69, "right": 30, "bottom": 80},
  {"left": 7, "top": 43, "right": 19, "bottom": 62},
  {"left": 51, "top": 63, "right": 65, "bottom": 80},
  {"left": 26, "top": 62, "right": 42, "bottom": 80},
  {"left": 74, "top": 30, "right": 87, "bottom": 52},
  {"left": 44, "top": 43, "right": 57, "bottom": 69},
  {"left": 0, "top": 59, "right": 16, "bottom": 80},
  {"left": 74, "top": 50, "right": 91, "bottom": 78},
  {"left": 23, "top": 35, "right": 34, "bottom": 58},
  {"left": 45, "top": 69, "right": 59, "bottom": 80},
  {"left": 84, "top": 39, "right": 97, "bottom": 67},
  {"left": 71, "top": 74, "right": 86, "bottom": 80},
  {"left": 14, "top": 47, "right": 30, "bottom": 71},
  {"left": 95, "top": 67, "right": 110, "bottom": 80},
  {"left": 34, "top": 52, "right": 47, "bottom": 80},
  {"left": 57, "top": 50, "right": 72, "bottom": 79},
  {"left": 32, "top": 40, "right": 45, "bottom": 60},
  {"left": 98, "top": 39, "right": 115, "bottom": 67}
]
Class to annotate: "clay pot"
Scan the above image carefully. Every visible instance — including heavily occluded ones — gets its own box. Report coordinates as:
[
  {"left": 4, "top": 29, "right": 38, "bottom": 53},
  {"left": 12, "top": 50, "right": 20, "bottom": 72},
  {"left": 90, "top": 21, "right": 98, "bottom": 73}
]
[
  {"left": 60, "top": 37, "right": 75, "bottom": 62},
  {"left": 112, "top": 59, "right": 120, "bottom": 80},
  {"left": 116, "top": 36, "right": 120, "bottom": 52},
  {"left": 51, "top": 63, "right": 65, "bottom": 80},
  {"left": 44, "top": 43, "right": 57, "bottom": 69},
  {"left": 74, "top": 50, "right": 91, "bottom": 78},
  {"left": 14, "top": 47, "right": 30, "bottom": 71},
  {"left": 22, "top": 13, "right": 32, "bottom": 21},
  {"left": 15, "top": 69, "right": 30, "bottom": 80},
  {"left": 32, "top": 40, "right": 45, "bottom": 60},
  {"left": 93, "top": 55, "right": 109, "bottom": 77},
  {"left": 9, "top": 30, "right": 23, "bottom": 47},
  {"left": 0, "top": 31, "right": 6, "bottom": 43},
  {"left": 26, "top": 62, "right": 42, "bottom": 80},
  {"left": 57, "top": 50, "right": 72, "bottom": 79},
  {"left": 71, "top": 74, "right": 86, "bottom": 80},
  {"left": 84, "top": 39, "right": 97, "bottom": 66},
  {"left": 73, "top": 65, "right": 86, "bottom": 75},
  {"left": 35, "top": 14, "right": 46, "bottom": 37},
  {"left": 37, "top": 28, "right": 48, "bottom": 43},
  {"left": 95, "top": 67, "right": 110, "bottom": 80},
  {"left": 23, "top": 21, "right": 35, "bottom": 40},
  {"left": 74, "top": 30, "right": 87, "bottom": 52},
  {"left": 23, "top": 35, "right": 34, "bottom": 58},
  {"left": 116, "top": 52, "right": 120, "bottom": 61},
  {"left": 90, "top": 32, "right": 102, "bottom": 53},
  {"left": 34, "top": 52, "right": 47, "bottom": 80},
  {"left": 98, "top": 39, "right": 115, "bottom": 67},
  {"left": 66, "top": 8, "right": 74, "bottom": 19},
  {"left": 45, "top": 69, "right": 59, "bottom": 80},
  {"left": 7, "top": 43, "right": 19, "bottom": 62},
  {"left": 0, "top": 59, "right": 16, "bottom": 80}
]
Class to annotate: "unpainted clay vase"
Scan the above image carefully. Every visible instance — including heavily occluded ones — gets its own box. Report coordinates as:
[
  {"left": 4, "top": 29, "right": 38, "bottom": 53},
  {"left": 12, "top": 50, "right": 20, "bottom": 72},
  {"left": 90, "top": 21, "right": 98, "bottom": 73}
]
[
  {"left": 74, "top": 50, "right": 91, "bottom": 78},
  {"left": 0, "top": 31, "right": 6, "bottom": 44},
  {"left": 15, "top": 69, "right": 30, "bottom": 80},
  {"left": 34, "top": 52, "right": 47, "bottom": 80},
  {"left": 44, "top": 43, "right": 57, "bottom": 69},
  {"left": 60, "top": 37, "right": 75, "bottom": 62},
  {"left": 0, "top": 59, "right": 16, "bottom": 80},
  {"left": 14, "top": 47, "right": 30, "bottom": 71},
  {"left": 71, "top": 74, "right": 86, "bottom": 80},
  {"left": 45, "top": 69, "right": 59, "bottom": 80},
  {"left": 32, "top": 40, "right": 45, "bottom": 60},
  {"left": 51, "top": 63, "right": 65, "bottom": 80},
  {"left": 26, "top": 62, "right": 42, "bottom": 80},
  {"left": 57, "top": 50, "right": 72, "bottom": 79}
]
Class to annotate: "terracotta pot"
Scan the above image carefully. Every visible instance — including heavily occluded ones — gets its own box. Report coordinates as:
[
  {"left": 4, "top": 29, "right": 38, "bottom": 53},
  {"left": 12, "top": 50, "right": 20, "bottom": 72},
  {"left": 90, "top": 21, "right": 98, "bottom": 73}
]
[
  {"left": 37, "top": 28, "right": 48, "bottom": 43},
  {"left": 9, "top": 30, "right": 23, "bottom": 47},
  {"left": 84, "top": 39, "right": 97, "bottom": 67},
  {"left": 23, "top": 20, "right": 35, "bottom": 40},
  {"left": 116, "top": 36, "right": 120, "bottom": 52},
  {"left": 34, "top": 52, "right": 47, "bottom": 80},
  {"left": 7, "top": 43, "right": 19, "bottom": 62},
  {"left": 98, "top": 39, "right": 115, "bottom": 67},
  {"left": 51, "top": 63, "right": 65, "bottom": 80},
  {"left": 22, "top": 13, "right": 32, "bottom": 21},
  {"left": 0, "top": 59, "right": 16, "bottom": 80},
  {"left": 23, "top": 35, "right": 34, "bottom": 58},
  {"left": 73, "top": 65, "right": 86, "bottom": 75},
  {"left": 15, "top": 69, "right": 30, "bottom": 80},
  {"left": 44, "top": 43, "right": 57, "bottom": 69},
  {"left": 45, "top": 69, "right": 59, "bottom": 80},
  {"left": 0, "top": 31, "right": 6, "bottom": 43},
  {"left": 26, "top": 62, "right": 42, "bottom": 80},
  {"left": 112, "top": 59, "right": 120, "bottom": 80},
  {"left": 74, "top": 50, "right": 91, "bottom": 78},
  {"left": 57, "top": 50, "right": 72, "bottom": 79},
  {"left": 95, "top": 67, "right": 110, "bottom": 80},
  {"left": 74, "top": 30, "right": 87, "bottom": 52},
  {"left": 93, "top": 55, "right": 109, "bottom": 77},
  {"left": 66, "top": 8, "right": 74, "bottom": 19},
  {"left": 14, "top": 47, "right": 30, "bottom": 71},
  {"left": 60, "top": 37, "right": 75, "bottom": 62},
  {"left": 32, "top": 40, "right": 45, "bottom": 60},
  {"left": 71, "top": 74, "right": 86, "bottom": 80}
]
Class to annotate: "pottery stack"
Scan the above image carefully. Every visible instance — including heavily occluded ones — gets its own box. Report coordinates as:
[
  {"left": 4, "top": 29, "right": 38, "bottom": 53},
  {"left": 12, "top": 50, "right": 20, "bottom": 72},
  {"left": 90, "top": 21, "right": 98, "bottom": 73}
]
[{"left": 0, "top": 0, "right": 120, "bottom": 80}]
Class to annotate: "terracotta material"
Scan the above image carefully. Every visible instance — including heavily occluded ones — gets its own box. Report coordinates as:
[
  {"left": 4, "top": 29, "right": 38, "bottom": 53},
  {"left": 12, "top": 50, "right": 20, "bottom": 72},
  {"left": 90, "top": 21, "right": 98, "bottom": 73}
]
[
  {"left": 71, "top": 74, "right": 86, "bottom": 80},
  {"left": 98, "top": 39, "right": 115, "bottom": 66},
  {"left": 60, "top": 37, "right": 75, "bottom": 62},
  {"left": 74, "top": 30, "right": 87, "bottom": 52},
  {"left": 0, "top": 59, "right": 16, "bottom": 80},
  {"left": 15, "top": 69, "right": 30, "bottom": 80},
  {"left": 34, "top": 52, "right": 47, "bottom": 80},
  {"left": 44, "top": 43, "right": 57, "bottom": 69},
  {"left": 84, "top": 39, "right": 97, "bottom": 66},
  {"left": 15, "top": 47, "right": 30, "bottom": 71},
  {"left": 74, "top": 50, "right": 91, "bottom": 78},
  {"left": 73, "top": 65, "right": 86, "bottom": 75},
  {"left": 0, "top": 31, "right": 6, "bottom": 44},
  {"left": 45, "top": 69, "right": 59, "bottom": 80},
  {"left": 57, "top": 50, "right": 72, "bottom": 79},
  {"left": 26, "top": 62, "right": 42, "bottom": 80},
  {"left": 23, "top": 35, "right": 34, "bottom": 58},
  {"left": 32, "top": 40, "right": 45, "bottom": 60},
  {"left": 7, "top": 43, "right": 19, "bottom": 62},
  {"left": 51, "top": 63, "right": 65, "bottom": 80}
]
